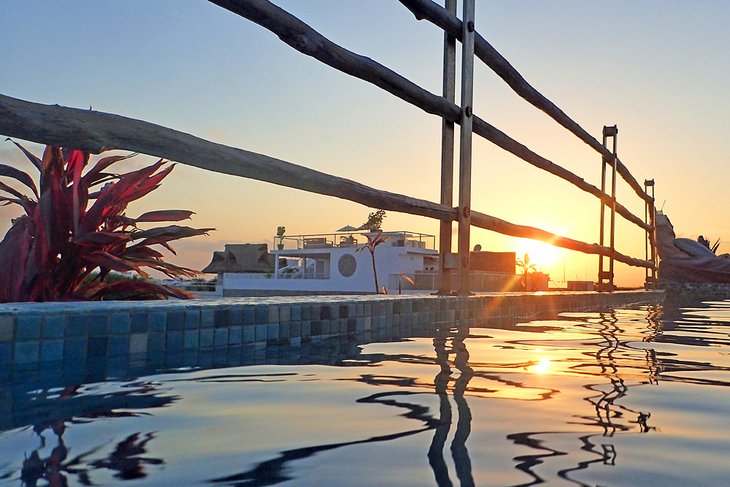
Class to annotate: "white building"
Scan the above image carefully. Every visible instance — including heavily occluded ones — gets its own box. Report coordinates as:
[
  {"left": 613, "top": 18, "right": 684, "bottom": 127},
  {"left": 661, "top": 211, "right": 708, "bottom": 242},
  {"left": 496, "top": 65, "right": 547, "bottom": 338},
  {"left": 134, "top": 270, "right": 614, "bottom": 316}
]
[{"left": 207, "top": 231, "right": 438, "bottom": 296}]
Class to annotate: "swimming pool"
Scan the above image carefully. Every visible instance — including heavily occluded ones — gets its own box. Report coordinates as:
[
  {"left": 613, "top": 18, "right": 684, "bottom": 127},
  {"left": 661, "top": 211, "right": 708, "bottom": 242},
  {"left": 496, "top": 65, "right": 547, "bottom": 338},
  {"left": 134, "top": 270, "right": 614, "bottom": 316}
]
[{"left": 1, "top": 298, "right": 729, "bottom": 486}]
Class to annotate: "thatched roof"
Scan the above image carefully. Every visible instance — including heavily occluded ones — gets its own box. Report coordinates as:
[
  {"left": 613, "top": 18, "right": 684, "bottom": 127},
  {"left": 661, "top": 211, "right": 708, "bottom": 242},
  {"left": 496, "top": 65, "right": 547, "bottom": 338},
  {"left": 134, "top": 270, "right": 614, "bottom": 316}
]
[{"left": 202, "top": 243, "right": 275, "bottom": 274}]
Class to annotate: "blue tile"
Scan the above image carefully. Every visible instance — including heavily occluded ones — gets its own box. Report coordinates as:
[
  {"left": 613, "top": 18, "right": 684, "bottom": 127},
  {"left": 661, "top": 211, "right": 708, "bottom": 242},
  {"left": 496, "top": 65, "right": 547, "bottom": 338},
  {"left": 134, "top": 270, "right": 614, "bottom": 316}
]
[
  {"left": 242, "top": 325, "right": 255, "bottom": 343},
  {"left": 64, "top": 337, "right": 87, "bottom": 360},
  {"left": 129, "top": 334, "right": 148, "bottom": 355},
  {"left": 184, "top": 330, "right": 199, "bottom": 349},
  {"left": 87, "top": 315, "right": 109, "bottom": 337},
  {"left": 14, "top": 342, "right": 38, "bottom": 364},
  {"left": 201, "top": 308, "right": 215, "bottom": 327},
  {"left": 185, "top": 309, "right": 200, "bottom": 329},
  {"left": 87, "top": 337, "right": 108, "bottom": 357},
  {"left": 110, "top": 314, "right": 131, "bottom": 334},
  {"left": 302, "top": 306, "right": 312, "bottom": 321},
  {"left": 214, "top": 309, "right": 228, "bottom": 327},
  {"left": 320, "top": 306, "right": 331, "bottom": 320},
  {"left": 40, "top": 340, "right": 64, "bottom": 362},
  {"left": 0, "top": 315, "right": 14, "bottom": 342},
  {"left": 16, "top": 315, "right": 41, "bottom": 340},
  {"left": 214, "top": 328, "right": 228, "bottom": 347},
  {"left": 228, "top": 326, "right": 242, "bottom": 346},
  {"left": 290, "top": 306, "right": 302, "bottom": 322},
  {"left": 311, "top": 321, "right": 322, "bottom": 336},
  {"left": 301, "top": 321, "right": 311, "bottom": 337},
  {"left": 42, "top": 315, "right": 65, "bottom": 338},
  {"left": 255, "top": 306, "right": 268, "bottom": 324},
  {"left": 279, "top": 306, "right": 291, "bottom": 322},
  {"left": 148, "top": 333, "right": 165, "bottom": 352},
  {"left": 279, "top": 322, "right": 290, "bottom": 339},
  {"left": 243, "top": 306, "right": 256, "bottom": 325},
  {"left": 130, "top": 313, "right": 148, "bottom": 333},
  {"left": 167, "top": 311, "right": 185, "bottom": 331},
  {"left": 290, "top": 322, "right": 301, "bottom": 338},
  {"left": 0, "top": 343, "right": 11, "bottom": 365},
  {"left": 108, "top": 336, "right": 129, "bottom": 357},
  {"left": 266, "top": 323, "right": 279, "bottom": 341},
  {"left": 200, "top": 329, "right": 214, "bottom": 348},
  {"left": 149, "top": 312, "right": 167, "bottom": 332},
  {"left": 167, "top": 332, "right": 184, "bottom": 351},
  {"left": 228, "top": 308, "right": 243, "bottom": 326},
  {"left": 255, "top": 324, "right": 267, "bottom": 341}
]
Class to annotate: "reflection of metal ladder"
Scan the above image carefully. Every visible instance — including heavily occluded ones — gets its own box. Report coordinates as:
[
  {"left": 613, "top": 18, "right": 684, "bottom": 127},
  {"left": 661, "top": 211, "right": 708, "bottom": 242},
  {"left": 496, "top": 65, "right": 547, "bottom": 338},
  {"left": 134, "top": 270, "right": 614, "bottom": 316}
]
[{"left": 598, "top": 125, "right": 618, "bottom": 292}]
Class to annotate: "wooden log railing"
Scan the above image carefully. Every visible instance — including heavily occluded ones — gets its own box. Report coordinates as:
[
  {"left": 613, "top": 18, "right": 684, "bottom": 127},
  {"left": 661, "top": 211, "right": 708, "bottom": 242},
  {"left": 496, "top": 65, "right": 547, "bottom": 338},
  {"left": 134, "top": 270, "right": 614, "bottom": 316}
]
[
  {"left": 0, "top": 93, "right": 651, "bottom": 269},
  {"left": 398, "top": 0, "right": 651, "bottom": 204},
  {"left": 1, "top": 0, "right": 657, "bottom": 285},
  {"left": 208, "top": 0, "right": 651, "bottom": 234}
]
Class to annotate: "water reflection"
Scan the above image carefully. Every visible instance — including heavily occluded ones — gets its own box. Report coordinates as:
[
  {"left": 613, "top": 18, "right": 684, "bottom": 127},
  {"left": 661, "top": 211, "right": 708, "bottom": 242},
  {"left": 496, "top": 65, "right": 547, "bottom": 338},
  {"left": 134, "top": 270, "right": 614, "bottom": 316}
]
[
  {"left": 207, "top": 326, "right": 477, "bottom": 487},
  {"left": 9, "top": 381, "right": 173, "bottom": 486},
  {"left": 4, "top": 299, "right": 730, "bottom": 486}
]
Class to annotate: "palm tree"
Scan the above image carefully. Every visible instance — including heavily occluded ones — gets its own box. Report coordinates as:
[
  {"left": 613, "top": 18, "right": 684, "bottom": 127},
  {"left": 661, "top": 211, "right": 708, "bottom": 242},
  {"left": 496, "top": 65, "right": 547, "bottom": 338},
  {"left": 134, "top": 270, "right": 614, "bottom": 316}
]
[
  {"left": 356, "top": 231, "right": 389, "bottom": 293},
  {"left": 516, "top": 253, "right": 537, "bottom": 291}
]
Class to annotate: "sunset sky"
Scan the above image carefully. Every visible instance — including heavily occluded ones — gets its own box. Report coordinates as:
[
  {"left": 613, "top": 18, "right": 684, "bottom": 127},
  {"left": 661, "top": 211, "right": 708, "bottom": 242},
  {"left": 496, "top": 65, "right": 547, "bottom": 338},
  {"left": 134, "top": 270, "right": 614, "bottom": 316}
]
[{"left": 2, "top": 1, "right": 729, "bottom": 287}]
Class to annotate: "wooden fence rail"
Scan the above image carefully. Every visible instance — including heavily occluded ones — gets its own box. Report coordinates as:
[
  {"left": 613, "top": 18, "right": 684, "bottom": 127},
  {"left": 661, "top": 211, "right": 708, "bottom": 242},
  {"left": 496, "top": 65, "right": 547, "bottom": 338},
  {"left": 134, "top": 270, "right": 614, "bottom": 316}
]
[
  {"left": 0, "top": 93, "right": 651, "bottom": 270},
  {"left": 1, "top": 0, "right": 657, "bottom": 291},
  {"left": 209, "top": 0, "right": 650, "bottom": 234}
]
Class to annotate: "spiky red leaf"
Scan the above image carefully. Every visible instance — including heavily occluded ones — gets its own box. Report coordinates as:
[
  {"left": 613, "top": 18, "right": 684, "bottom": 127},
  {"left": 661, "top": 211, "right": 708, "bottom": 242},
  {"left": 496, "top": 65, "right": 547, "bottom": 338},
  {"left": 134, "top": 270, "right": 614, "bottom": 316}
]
[
  {"left": 0, "top": 164, "right": 38, "bottom": 198},
  {"left": 0, "top": 216, "right": 33, "bottom": 302},
  {"left": 72, "top": 231, "right": 132, "bottom": 246},
  {"left": 135, "top": 210, "right": 194, "bottom": 222},
  {"left": 6, "top": 139, "right": 42, "bottom": 171}
]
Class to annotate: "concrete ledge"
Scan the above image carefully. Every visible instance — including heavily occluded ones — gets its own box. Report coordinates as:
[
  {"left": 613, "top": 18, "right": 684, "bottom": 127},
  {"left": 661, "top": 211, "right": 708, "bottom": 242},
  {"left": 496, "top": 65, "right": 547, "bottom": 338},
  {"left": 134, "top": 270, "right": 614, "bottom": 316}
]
[{"left": 0, "top": 290, "right": 664, "bottom": 372}]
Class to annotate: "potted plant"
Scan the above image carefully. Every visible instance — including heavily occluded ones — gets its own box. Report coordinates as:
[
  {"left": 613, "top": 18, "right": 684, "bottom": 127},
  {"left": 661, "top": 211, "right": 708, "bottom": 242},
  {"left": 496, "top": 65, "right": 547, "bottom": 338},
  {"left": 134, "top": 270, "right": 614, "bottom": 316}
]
[{"left": 276, "top": 226, "right": 286, "bottom": 250}]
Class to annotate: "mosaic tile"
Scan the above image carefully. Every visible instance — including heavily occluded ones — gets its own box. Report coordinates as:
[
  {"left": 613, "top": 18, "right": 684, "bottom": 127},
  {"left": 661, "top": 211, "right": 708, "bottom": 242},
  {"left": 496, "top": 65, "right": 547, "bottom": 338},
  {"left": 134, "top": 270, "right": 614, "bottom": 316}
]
[
  {"left": 166, "top": 311, "right": 185, "bottom": 331},
  {"left": 42, "top": 315, "right": 66, "bottom": 339},
  {"left": 110, "top": 314, "right": 131, "bottom": 334},
  {"left": 200, "top": 329, "right": 214, "bottom": 348},
  {"left": 0, "top": 315, "right": 13, "bottom": 342},
  {"left": 40, "top": 340, "right": 64, "bottom": 362},
  {"left": 16, "top": 315, "right": 41, "bottom": 340},
  {"left": 148, "top": 312, "right": 168, "bottom": 332},
  {"left": 129, "top": 333, "right": 148, "bottom": 355},
  {"left": 184, "top": 330, "right": 199, "bottom": 349},
  {"left": 14, "top": 342, "right": 39, "bottom": 364}
]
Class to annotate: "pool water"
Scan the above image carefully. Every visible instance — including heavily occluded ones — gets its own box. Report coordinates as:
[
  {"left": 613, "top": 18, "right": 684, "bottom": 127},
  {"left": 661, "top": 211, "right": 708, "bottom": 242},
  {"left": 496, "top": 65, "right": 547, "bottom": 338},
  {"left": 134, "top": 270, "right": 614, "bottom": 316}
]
[{"left": 2, "top": 299, "right": 730, "bottom": 486}]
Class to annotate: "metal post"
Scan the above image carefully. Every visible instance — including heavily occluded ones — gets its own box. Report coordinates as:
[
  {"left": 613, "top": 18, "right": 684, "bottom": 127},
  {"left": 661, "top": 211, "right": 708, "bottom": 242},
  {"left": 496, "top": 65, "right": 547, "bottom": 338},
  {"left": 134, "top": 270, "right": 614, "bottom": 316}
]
[
  {"left": 437, "top": 0, "right": 457, "bottom": 295},
  {"left": 598, "top": 125, "right": 618, "bottom": 291},
  {"left": 456, "top": 0, "right": 475, "bottom": 295},
  {"left": 608, "top": 127, "right": 618, "bottom": 291},
  {"left": 644, "top": 179, "right": 657, "bottom": 288}
]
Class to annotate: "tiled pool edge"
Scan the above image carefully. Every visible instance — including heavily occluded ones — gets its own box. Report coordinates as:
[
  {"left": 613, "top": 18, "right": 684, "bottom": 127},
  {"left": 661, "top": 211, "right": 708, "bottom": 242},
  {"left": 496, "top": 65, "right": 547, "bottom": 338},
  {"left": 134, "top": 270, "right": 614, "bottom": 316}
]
[{"left": 0, "top": 290, "right": 664, "bottom": 370}]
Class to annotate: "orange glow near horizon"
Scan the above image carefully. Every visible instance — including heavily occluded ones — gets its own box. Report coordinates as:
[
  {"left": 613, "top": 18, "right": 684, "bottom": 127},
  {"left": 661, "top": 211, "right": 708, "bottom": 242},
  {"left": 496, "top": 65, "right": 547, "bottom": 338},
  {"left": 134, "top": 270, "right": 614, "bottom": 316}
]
[{"left": 514, "top": 239, "right": 567, "bottom": 273}]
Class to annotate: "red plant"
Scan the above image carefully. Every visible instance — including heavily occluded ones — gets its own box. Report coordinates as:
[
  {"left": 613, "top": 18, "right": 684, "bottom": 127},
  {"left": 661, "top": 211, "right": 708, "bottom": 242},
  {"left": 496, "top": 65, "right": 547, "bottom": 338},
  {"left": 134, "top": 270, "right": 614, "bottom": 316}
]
[
  {"left": 0, "top": 142, "right": 214, "bottom": 302},
  {"left": 356, "top": 231, "right": 389, "bottom": 293}
]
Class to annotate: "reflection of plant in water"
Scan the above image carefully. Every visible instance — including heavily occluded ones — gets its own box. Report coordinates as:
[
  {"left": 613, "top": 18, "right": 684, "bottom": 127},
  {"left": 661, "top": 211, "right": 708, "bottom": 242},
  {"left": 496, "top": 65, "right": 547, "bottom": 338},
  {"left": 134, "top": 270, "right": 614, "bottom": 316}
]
[
  {"left": 20, "top": 425, "right": 163, "bottom": 486},
  {"left": 13, "top": 380, "right": 174, "bottom": 486}
]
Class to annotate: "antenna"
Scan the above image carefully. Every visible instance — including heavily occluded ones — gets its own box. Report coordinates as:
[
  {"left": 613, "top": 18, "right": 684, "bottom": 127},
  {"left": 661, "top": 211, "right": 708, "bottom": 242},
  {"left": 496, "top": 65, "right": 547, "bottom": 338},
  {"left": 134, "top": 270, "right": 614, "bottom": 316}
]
[{"left": 660, "top": 200, "right": 666, "bottom": 212}]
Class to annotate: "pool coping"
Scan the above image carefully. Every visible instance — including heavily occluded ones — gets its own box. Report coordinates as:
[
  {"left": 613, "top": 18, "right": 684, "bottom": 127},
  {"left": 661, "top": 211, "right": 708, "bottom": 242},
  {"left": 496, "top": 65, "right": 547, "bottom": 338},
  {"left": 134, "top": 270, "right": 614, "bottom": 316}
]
[{"left": 0, "top": 290, "right": 664, "bottom": 370}]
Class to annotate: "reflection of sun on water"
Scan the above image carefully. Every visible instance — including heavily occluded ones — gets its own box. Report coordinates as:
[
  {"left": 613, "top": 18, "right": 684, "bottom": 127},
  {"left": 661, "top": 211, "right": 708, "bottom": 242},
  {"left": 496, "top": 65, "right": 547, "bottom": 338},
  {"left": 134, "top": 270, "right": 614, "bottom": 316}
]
[{"left": 532, "top": 357, "right": 552, "bottom": 374}]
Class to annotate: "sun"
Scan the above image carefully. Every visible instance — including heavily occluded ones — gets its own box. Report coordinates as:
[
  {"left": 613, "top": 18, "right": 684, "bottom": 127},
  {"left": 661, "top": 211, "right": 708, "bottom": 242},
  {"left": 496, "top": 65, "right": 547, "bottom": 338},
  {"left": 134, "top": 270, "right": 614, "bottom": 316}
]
[{"left": 515, "top": 238, "right": 565, "bottom": 271}]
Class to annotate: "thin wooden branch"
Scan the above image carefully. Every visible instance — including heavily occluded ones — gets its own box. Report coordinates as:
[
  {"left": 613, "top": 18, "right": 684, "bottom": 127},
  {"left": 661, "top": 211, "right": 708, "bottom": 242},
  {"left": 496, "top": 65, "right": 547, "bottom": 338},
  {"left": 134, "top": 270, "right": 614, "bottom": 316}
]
[
  {"left": 208, "top": 0, "right": 650, "bottom": 233},
  {"left": 470, "top": 211, "right": 651, "bottom": 269},
  {"left": 398, "top": 0, "right": 651, "bottom": 204},
  {"left": 0, "top": 93, "right": 652, "bottom": 269}
]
